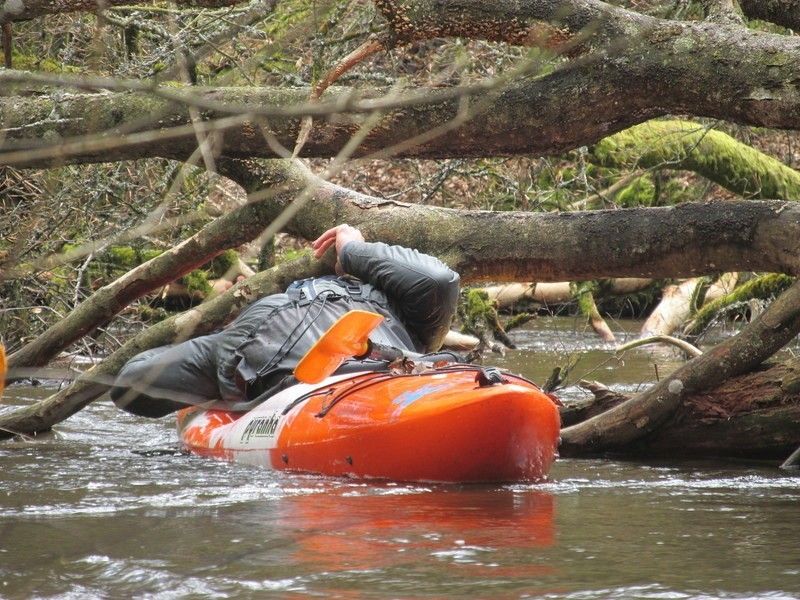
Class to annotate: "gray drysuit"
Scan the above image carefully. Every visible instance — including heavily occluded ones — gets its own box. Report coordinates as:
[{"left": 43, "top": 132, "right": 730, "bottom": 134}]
[{"left": 110, "top": 241, "right": 460, "bottom": 417}]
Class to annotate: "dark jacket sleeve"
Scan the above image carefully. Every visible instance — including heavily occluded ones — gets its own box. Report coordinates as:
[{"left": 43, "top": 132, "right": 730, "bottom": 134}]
[{"left": 339, "top": 241, "right": 460, "bottom": 351}]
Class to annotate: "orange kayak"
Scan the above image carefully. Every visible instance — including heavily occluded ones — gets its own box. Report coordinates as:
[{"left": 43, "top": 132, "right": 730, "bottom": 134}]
[{"left": 177, "top": 365, "right": 560, "bottom": 483}]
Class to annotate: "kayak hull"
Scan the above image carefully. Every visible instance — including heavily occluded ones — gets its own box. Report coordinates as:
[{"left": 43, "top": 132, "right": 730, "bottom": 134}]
[{"left": 177, "top": 367, "right": 560, "bottom": 483}]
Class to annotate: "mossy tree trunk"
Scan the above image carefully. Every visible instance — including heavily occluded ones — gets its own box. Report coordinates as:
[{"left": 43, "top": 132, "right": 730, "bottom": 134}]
[
  {"left": 591, "top": 120, "right": 800, "bottom": 201},
  {"left": 573, "top": 357, "right": 800, "bottom": 459},
  {"left": 684, "top": 274, "right": 795, "bottom": 337}
]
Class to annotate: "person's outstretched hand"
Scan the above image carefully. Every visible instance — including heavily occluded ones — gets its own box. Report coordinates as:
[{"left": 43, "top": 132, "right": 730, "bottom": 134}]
[{"left": 312, "top": 224, "right": 365, "bottom": 275}]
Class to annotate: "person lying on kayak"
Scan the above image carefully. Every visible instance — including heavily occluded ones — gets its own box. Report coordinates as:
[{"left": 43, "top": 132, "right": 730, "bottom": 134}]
[{"left": 110, "top": 225, "right": 461, "bottom": 417}]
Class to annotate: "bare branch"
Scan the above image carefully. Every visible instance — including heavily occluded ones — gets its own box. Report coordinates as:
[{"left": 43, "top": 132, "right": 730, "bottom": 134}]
[{"left": 616, "top": 335, "right": 703, "bottom": 358}]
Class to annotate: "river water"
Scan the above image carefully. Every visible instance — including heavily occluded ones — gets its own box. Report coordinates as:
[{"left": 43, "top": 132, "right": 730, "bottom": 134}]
[{"left": 2, "top": 318, "right": 799, "bottom": 599}]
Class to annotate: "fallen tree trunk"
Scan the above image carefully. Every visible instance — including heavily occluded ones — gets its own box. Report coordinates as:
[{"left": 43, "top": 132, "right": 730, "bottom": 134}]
[
  {"left": 560, "top": 278, "right": 800, "bottom": 456},
  {"left": 572, "top": 360, "right": 800, "bottom": 459},
  {"left": 683, "top": 273, "right": 794, "bottom": 337},
  {"left": 222, "top": 161, "right": 800, "bottom": 284},
  {"left": 5, "top": 5, "right": 800, "bottom": 170},
  {"left": 645, "top": 360, "right": 800, "bottom": 458},
  {"left": 640, "top": 278, "right": 704, "bottom": 337},
  {"left": 480, "top": 278, "right": 653, "bottom": 309}
]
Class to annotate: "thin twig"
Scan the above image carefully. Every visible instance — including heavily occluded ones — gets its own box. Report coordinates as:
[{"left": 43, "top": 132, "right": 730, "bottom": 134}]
[{"left": 616, "top": 335, "right": 703, "bottom": 357}]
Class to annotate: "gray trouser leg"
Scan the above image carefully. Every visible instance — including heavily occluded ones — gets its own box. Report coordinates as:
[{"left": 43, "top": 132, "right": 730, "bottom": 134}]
[{"left": 110, "top": 335, "right": 221, "bottom": 418}]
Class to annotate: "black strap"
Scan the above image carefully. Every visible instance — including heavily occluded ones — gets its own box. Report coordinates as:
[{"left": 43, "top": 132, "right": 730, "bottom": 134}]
[{"left": 286, "top": 276, "right": 365, "bottom": 306}]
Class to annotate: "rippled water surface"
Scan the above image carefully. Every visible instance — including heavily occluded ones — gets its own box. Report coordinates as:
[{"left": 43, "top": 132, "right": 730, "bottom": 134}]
[{"left": 2, "top": 318, "right": 799, "bottom": 599}]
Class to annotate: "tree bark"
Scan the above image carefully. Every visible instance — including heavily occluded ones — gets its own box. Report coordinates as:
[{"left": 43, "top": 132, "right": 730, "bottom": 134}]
[
  {"left": 282, "top": 186, "right": 800, "bottom": 283},
  {"left": 683, "top": 273, "right": 794, "bottom": 337},
  {"left": 702, "top": 0, "right": 744, "bottom": 26},
  {"left": 560, "top": 278, "right": 800, "bottom": 455},
  {"left": 213, "top": 161, "right": 800, "bottom": 285},
  {"left": 573, "top": 282, "right": 616, "bottom": 342},
  {"left": 480, "top": 279, "right": 653, "bottom": 309},
  {"left": 4, "top": 2, "right": 800, "bottom": 168},
  {"left": 645, "top": 360, "right": 800, "bottom": 458},
  {"left": 640, "top": 278, "right": 703, "bottom": 337},
  {"left": 569, "top": 362, "right": 800, "bottom": 459},
  {"left": 4, "top": 2, "right": 800, "bottom": 169}
]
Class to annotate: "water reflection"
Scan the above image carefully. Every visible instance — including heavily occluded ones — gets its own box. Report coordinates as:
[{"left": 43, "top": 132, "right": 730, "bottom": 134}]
[{"left": 274, "top": 487, "right": 555, "bottom": 577}]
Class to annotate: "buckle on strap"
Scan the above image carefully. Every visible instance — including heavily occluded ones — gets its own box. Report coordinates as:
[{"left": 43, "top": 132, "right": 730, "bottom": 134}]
[{"left": 344, "top": 280, "right": 363, "bottom": 300}]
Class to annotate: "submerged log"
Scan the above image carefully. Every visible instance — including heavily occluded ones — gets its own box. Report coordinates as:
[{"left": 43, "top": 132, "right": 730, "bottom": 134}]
[
  {"left": 560, "top": 279, "right": 800, "bottom": 457},
  {"left": 559, "top": 380, "right": 628, "bottom": 427},
  {"left": 568, "top": 361, "right": 800, "bottom": 459}
]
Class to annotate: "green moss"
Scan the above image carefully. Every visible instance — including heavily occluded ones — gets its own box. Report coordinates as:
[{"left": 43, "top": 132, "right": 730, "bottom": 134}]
[
  {"left": 688, "top": 276, "right": 713, "bottom": 316},
  {"left": 276, "top": 247, "right": 312, "bottom": 264},
  {"left": 208, "top": 249, "right": 239, "bottom": 277},
  {"left": 685, "top": 274, "right": 795, "bottom": 336},
  {"left": 571, "top": 281, "right": 601, "bottom": 319},
  {"left": 615, "top": 175, "right": 656, "bottom": 208},
  {"left": 459, "top": 288, "right": 495, "bottom": 333},
  {"left": 89, "top": 245, "right": 218, "bottom": 298},
  {"left": 504, "top": 312, "right": 534, "bottom": 332},
  {"left": 106, "top": 246, "right": 138, "bottom": 268},
  {"left": 139, "top": 249, "right": 164, "bottom": 262},
  {"left": 592, "top": 119, "right": 800, "bottom": 200},
  {"left": 180, "top": 269, "right": 212, "bottom": 295},
  {"left": 9, "top": 52, "right": 81, "bottom": 73}
]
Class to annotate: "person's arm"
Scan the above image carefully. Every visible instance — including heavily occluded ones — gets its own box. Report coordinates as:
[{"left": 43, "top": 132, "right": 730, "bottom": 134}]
[{"left": 313, "top": 225, "right": 460, "bottom": 351}]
